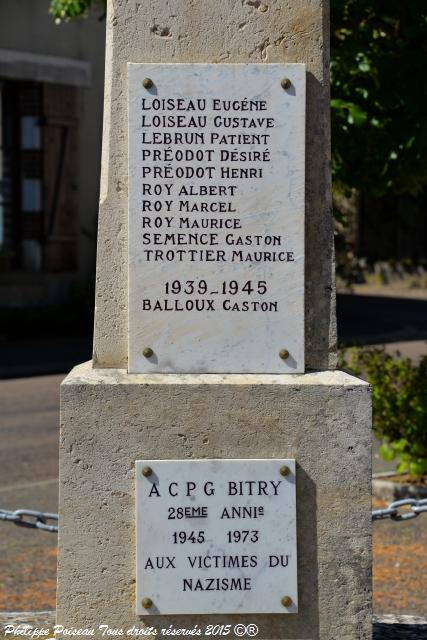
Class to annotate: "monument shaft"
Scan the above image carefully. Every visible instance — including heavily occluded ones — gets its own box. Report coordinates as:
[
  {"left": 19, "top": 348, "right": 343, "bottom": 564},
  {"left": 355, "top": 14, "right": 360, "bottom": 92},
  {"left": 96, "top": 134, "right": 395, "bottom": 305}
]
[{"left": 93, "top": 0, "right": 336, "bottom": 371}]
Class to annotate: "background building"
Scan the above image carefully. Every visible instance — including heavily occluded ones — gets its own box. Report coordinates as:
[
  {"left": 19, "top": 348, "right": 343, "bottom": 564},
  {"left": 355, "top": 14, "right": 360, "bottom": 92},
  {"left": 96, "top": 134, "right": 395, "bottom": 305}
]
[{"left": 0, "top": 0, "right": 105, "bottom": 307}]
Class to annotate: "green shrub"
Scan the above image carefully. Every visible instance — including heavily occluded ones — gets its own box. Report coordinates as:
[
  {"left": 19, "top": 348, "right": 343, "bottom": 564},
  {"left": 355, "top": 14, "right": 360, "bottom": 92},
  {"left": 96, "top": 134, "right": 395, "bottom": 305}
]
[{"left": 340, "top": 347, "right": 427, "bottom": 476}]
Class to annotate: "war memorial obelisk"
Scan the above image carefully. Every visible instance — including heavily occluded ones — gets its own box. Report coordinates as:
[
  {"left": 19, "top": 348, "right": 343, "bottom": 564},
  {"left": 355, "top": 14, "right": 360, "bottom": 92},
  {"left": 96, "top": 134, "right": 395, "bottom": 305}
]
[{"left": 57, "top": 1, "right": 372, "bottom": 638}]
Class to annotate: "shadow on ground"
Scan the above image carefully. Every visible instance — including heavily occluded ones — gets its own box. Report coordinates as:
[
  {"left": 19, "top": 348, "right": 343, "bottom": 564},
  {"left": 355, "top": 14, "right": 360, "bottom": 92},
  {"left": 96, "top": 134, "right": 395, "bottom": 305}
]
[{"left": 338, "top": 293, "right": 427, "bottom": 346}]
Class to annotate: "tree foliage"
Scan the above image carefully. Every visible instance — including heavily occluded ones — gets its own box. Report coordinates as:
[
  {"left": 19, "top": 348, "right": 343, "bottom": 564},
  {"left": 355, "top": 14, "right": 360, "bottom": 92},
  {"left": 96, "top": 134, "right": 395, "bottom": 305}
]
[
  {"left": 331, "top": 1, "right": 427, "bottom": 198},
  {"left": 50, "top": 1, "right": 427, "bottom": 200},
  {"left": 49, "top": 0, "right": 105, "bottom": 22}
]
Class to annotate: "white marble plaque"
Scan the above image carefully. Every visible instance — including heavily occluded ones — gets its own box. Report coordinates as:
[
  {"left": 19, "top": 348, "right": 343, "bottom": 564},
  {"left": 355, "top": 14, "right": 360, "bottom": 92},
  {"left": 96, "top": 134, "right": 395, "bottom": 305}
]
[
  {"left": 128, "top": 63, "right": 305, "bottom": 373},
  {"left": 136, "top": 459, "right": 297, "bottom": 615}
]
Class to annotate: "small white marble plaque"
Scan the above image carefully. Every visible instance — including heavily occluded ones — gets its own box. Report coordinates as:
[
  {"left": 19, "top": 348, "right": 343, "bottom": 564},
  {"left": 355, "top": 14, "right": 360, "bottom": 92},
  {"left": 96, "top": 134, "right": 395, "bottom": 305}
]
[
  {"left": 136, "top": 459, "right": 297, "bottom": 615},
  {"left": 128, "top": 63, "right": 305, "bottom": 373}
]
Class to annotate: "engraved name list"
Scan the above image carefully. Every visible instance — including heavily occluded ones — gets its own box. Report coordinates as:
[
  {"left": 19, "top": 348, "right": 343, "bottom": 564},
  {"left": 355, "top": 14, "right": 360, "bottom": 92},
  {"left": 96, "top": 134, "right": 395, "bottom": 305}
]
[{"left": 128, "top": 63, "right": 305, "bottom": 373}]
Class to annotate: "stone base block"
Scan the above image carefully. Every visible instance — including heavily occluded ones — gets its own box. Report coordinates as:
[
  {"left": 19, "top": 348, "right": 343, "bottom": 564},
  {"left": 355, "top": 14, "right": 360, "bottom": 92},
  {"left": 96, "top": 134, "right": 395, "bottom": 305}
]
[{"left": 58, "top": 363, "right": 372, "bottom": 640}]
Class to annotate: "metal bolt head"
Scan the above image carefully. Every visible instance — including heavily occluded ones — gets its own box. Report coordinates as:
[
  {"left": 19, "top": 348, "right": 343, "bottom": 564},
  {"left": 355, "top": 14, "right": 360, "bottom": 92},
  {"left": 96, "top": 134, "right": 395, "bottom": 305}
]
[
  {"left": 143, "top": 347, "right": 154, "bottom": 358},
  {"left": 141, "top": 597, "right": 153, "bottom": 609},
  {"left": 281, "top": 78, "right": 291, "bottom": 90},
  {"left": 142, "top": 466, "right": 153, "bottom": 477},
  {"left": 143, "top": 77, "right": 153, "bottom": 89},
  {"left": 279, "top": 349, "right": 290, "bottom": 360},
  {"left": 280, "top": 465, "right": 290, "bottom": 477},
  {"left": 281, "top": 596, "right": 293, "bottom": 607}
]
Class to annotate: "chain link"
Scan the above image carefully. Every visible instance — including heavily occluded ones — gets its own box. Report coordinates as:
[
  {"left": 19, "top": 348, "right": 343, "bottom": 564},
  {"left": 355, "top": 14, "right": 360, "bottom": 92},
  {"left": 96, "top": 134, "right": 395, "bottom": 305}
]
[
  {"left": 0, "top": 508, "right": 58, "bottom": 532},
  {"left": 0, "top": 499, "right": 426, "bottom": 532},
  {"left": 372, "top": 498, "right": 427, "bottom": 521}
]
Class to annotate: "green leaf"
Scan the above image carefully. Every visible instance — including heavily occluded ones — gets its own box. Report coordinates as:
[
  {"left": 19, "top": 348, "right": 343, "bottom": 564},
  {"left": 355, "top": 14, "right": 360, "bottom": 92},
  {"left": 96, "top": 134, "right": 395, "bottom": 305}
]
[
  {"left": 391, "top": 438, "right": 408, "bottom": 452},
  {"left": 379, "top": 443, "right": 395, "bottom": 461},
  {"left": 396, "top": 461, "right": 409, "bottom": 474},
  {"left": 347, "top": 103, "right": 368, "bottom": 126},
  {"left": 331, "top": 0, "right": 427, "bottom": 197},
  {"left": 409, "top": 460, "right": 427, "bottom": 476}
]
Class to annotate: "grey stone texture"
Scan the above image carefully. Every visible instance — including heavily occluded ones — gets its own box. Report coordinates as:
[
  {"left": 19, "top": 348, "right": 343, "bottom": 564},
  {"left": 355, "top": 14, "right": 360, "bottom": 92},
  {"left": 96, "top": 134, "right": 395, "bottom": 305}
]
[
  {"left": 93, "top": 0, "right": 336, "bottom": 371},
  {"left": 57, "top": 364, "right": 371, "bottom": 639}
]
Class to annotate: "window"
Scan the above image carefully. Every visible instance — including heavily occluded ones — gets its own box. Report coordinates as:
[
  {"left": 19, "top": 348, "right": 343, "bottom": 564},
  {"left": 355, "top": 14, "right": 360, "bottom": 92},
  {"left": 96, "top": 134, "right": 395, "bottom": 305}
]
[{"left": 0, "top": 80, "right": 78, "bottom": 273}]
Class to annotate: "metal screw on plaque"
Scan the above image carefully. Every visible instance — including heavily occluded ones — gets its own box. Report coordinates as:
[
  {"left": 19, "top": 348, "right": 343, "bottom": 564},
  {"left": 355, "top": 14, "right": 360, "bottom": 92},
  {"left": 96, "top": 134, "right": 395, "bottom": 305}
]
[
  {"left": 142, "top": 78, "right": 153, "bottom": 89},
  {"left": 281, "top": 596, "right": 293, "bottom": 607},
  {"left": 280, "top": 465, "right": 290, "bottom": 477},
  {"left": 142, "top": 466, "right": 153, "bottom": 477},
  {"left": 141, "top": 597, "right": 153, "bottom": 609},
  {"left": 143, "top": 347, "right": 154, "bottom": 358},
  {"left": 281, "top": 78, "right": 291, "bottom": 90},
  {"left": 279, "top": 349, "right": 290, "bottom": 360}
]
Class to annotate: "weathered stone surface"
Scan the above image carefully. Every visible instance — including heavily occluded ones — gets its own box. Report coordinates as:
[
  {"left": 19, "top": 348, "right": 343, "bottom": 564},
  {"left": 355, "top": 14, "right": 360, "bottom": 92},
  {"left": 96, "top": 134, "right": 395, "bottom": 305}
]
[
  {"left": 93, "top": 0, "right": 335, "bottom": 371},
  {"left": 57, "top": 363, "right": 371, "bottom": 639}
]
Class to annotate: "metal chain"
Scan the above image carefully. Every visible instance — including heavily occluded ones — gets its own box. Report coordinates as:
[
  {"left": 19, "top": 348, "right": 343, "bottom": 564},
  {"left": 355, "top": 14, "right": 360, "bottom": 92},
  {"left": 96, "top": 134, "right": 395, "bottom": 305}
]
[
  {"left": 1, "top": 499, "right": 426, "bottom": 533},
  {"left": 372, "top": 498, "right": 427, "bottom": 521},
  {"left": 0, "top": 508, "right": 58, "bottom": 532}
]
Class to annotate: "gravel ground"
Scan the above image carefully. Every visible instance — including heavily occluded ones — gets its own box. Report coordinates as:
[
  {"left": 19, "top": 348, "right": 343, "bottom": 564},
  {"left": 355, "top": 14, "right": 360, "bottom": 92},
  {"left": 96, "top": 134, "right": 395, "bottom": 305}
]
[
  {"left": 373, "top": 498, "right": 427, "bottom": 616},
  {"left": 0, "top": 481, "right": 58, "bottom": 611}
]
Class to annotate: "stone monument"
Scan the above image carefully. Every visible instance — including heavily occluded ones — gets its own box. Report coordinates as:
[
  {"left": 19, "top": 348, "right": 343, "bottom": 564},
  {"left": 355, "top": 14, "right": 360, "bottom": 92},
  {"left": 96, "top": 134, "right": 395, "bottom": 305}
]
[{"left": 58, "top": 1, "right": 372, "bottom": 639}]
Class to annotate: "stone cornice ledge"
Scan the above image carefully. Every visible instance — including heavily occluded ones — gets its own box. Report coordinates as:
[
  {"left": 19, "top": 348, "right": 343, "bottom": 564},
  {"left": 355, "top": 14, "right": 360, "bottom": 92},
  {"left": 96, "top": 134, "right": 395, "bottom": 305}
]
[{"left": 62, "top": 361, "right": 369, "bottom": 387}]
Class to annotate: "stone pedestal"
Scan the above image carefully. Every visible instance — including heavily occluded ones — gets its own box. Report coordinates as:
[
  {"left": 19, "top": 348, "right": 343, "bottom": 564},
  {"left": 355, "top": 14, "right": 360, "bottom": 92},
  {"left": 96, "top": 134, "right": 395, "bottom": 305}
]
[{"left": 57, "top": 363, "right": 371, "bottom": 639}]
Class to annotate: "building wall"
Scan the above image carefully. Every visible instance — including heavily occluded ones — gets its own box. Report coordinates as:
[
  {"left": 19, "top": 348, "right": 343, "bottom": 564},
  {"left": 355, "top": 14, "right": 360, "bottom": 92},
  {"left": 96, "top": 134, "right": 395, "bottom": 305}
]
[{"left": 0, "top": 0, "right": 105, "bottom": 285}]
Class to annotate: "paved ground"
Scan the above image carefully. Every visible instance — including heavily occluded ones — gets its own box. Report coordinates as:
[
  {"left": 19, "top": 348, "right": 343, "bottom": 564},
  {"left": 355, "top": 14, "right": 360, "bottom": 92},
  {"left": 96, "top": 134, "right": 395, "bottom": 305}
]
[
  {"left": 0, "top": 374, "right": 63, "bottom": 487},
  {"left": 382, "top": 340, "right": 427, "bottom": 362},
  {"left": 337, "top": 292, "right": 427, "bottom": 346},
  {"left": 0, "top": 338, "right": 90, "bottom": 379},
  {"left": 0, "top": 374, "right": 62, "bottom": 610}
]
